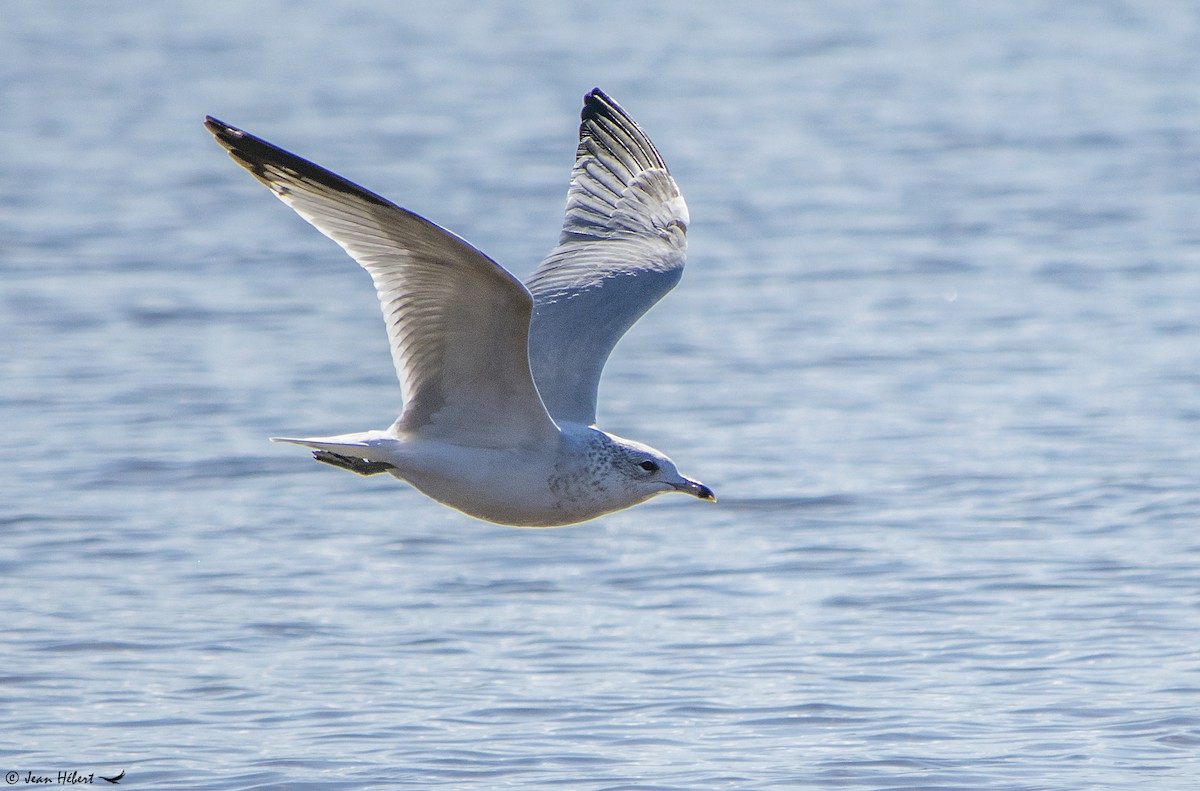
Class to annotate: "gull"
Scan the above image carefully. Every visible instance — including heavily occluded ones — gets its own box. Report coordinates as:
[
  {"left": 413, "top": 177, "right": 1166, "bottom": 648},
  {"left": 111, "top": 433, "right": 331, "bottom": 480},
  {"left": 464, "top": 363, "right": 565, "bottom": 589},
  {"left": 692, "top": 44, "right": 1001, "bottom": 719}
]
[{"left": 205, "top": 88, "right": 714, "bottom": 526}]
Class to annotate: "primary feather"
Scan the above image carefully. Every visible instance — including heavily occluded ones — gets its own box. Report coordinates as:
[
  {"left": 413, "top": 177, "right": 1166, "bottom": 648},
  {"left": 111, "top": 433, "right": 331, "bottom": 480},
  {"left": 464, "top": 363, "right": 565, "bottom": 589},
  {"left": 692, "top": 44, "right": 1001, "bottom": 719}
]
[{"left": 526, "top": 88, "right": 690, "bottom": 426}]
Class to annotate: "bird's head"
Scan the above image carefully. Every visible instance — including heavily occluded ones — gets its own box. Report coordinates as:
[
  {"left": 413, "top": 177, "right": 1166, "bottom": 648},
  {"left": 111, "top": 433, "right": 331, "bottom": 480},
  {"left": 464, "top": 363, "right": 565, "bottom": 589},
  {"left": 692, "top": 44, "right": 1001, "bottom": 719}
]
[{"left": 605, "top": 434, "right": 715, "bottom": 504}]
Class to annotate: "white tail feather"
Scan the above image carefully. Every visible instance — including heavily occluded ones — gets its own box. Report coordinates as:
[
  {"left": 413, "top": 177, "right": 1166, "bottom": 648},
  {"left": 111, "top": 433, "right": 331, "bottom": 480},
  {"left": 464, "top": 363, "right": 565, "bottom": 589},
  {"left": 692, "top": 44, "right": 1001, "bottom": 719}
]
[{"left": 270, "top": 431, "right": 394, "bottom": 459}]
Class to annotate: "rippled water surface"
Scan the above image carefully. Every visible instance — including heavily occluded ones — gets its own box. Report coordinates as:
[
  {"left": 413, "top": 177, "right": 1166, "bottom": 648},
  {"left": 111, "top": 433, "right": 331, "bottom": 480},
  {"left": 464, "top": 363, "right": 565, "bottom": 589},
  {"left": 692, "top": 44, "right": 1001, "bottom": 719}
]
[{"left": 3, "top": 1, "right": 1200, "bottom": 788}]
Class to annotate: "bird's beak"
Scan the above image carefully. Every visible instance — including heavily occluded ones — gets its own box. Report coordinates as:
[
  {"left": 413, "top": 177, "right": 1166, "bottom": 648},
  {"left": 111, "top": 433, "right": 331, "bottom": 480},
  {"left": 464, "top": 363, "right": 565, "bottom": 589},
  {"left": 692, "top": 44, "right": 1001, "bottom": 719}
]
[{"left": 675, "top": 478, "right": 716, "bottom": 501}]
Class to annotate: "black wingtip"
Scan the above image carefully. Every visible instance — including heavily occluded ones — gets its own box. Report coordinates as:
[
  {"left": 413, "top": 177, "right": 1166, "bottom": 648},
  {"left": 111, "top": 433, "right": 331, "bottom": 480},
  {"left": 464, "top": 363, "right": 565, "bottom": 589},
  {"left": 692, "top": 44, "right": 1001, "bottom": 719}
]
[
  {"left": 580, "top": 87, "right": 646, "bottom": 140},
  {"left": 202, "top": 115, "right": 394, "bottom": 209},
  {"left": 581, "top": 87, "right": 618, "bottom": 122},
  {"left": 204, "top": 115, "right": 250, "bottom": 154},
  {"left": 580, "top": 88, "right": 635, "bottom": 136},
  {"left": 203, "top": 115, "right": 233, "bottom": 135},
  {"left": 577, "top": 88, "right": 668, "bottom": 172}
]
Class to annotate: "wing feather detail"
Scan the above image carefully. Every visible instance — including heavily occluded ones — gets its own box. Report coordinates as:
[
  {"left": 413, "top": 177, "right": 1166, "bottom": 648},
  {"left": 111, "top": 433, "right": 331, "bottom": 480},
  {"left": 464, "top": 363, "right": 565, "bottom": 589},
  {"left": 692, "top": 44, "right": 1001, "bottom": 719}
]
[
  {"left": 206, "top": 117, "right": 557, "bottom": 448},
  {"left": 525, "top": 89, "right": 689, "bottom": 426}
]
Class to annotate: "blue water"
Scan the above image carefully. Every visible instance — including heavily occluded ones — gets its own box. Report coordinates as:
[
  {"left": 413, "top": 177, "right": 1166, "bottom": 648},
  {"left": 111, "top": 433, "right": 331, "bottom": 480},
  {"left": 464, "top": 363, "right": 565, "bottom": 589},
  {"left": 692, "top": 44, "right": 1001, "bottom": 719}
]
[{"left": 3, "top": 1, "right": 1200, "bottom": 788}]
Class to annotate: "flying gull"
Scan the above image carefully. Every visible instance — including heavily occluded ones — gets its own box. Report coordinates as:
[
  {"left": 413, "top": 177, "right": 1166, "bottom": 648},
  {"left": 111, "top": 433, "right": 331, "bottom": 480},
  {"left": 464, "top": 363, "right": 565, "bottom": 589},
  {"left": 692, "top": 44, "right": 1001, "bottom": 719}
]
[{"left": 205, "top": 88, "right": 713, "bottom": 526}]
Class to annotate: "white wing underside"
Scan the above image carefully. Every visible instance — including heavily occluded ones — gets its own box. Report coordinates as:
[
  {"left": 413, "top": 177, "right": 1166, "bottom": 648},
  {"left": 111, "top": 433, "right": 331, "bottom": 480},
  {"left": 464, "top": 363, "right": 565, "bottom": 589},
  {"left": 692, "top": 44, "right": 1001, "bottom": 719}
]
[
  {"left": 206, "top": 88, "right": 686, "bottom": 442},
  {"left": 525, "top": 89, "right": 689, "bottom": 426},
  {"left": 206, "top": 118, "right": 557, "bottom": 450}
]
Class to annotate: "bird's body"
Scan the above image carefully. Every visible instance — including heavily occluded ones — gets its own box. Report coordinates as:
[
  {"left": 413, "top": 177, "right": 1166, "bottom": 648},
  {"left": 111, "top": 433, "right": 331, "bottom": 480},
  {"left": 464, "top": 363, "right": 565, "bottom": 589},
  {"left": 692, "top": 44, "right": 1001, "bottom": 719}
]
[
  {"left": 206, "top": 89, "right": 713, "bottom": 526},
  {"left": 278, "top": 424, "right": 689, "bottom": 527}
]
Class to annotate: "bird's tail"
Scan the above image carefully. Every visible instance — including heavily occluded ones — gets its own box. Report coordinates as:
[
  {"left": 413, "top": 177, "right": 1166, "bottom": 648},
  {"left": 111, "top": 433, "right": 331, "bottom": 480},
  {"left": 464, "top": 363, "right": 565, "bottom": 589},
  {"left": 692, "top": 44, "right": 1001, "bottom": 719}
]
[{"left": 271, "top": 430, "right": 395, "bottom": 461}]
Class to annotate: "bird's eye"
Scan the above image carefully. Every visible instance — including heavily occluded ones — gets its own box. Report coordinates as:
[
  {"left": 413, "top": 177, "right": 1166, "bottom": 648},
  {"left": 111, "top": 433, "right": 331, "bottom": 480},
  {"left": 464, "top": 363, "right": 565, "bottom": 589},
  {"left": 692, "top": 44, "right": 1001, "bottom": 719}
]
[{"left": 639, "top": 460, "right": 659, "bottom": 473}]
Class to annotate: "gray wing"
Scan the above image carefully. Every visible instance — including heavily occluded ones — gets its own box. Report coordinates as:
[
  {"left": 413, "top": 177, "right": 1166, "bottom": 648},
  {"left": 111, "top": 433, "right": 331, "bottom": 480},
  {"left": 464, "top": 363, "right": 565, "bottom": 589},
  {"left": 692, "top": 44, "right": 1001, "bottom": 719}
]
[
  {"left": 524, "top": 88, "right": 689, "bottom": 426},
  {"left": 206, "top": 117, "right": 557, "bottom": 449}
]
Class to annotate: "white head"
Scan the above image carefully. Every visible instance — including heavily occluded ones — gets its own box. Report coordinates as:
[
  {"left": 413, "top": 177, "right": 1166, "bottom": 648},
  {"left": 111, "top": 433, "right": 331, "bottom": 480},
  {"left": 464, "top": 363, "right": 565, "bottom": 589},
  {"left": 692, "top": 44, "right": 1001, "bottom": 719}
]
[
  {"left": 542, "top": 428, "right": 715, "bottom": 524},
  {"left": 591, "top": 431, "right": 715, "bottom": 506}
]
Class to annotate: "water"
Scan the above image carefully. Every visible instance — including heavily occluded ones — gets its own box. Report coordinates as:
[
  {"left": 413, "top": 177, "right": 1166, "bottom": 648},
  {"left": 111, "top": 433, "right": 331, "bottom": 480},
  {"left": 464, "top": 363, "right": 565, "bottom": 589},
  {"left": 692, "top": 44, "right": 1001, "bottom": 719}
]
[{"left": 3, "top": 1, "right": 1199, "bottom": 787}]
